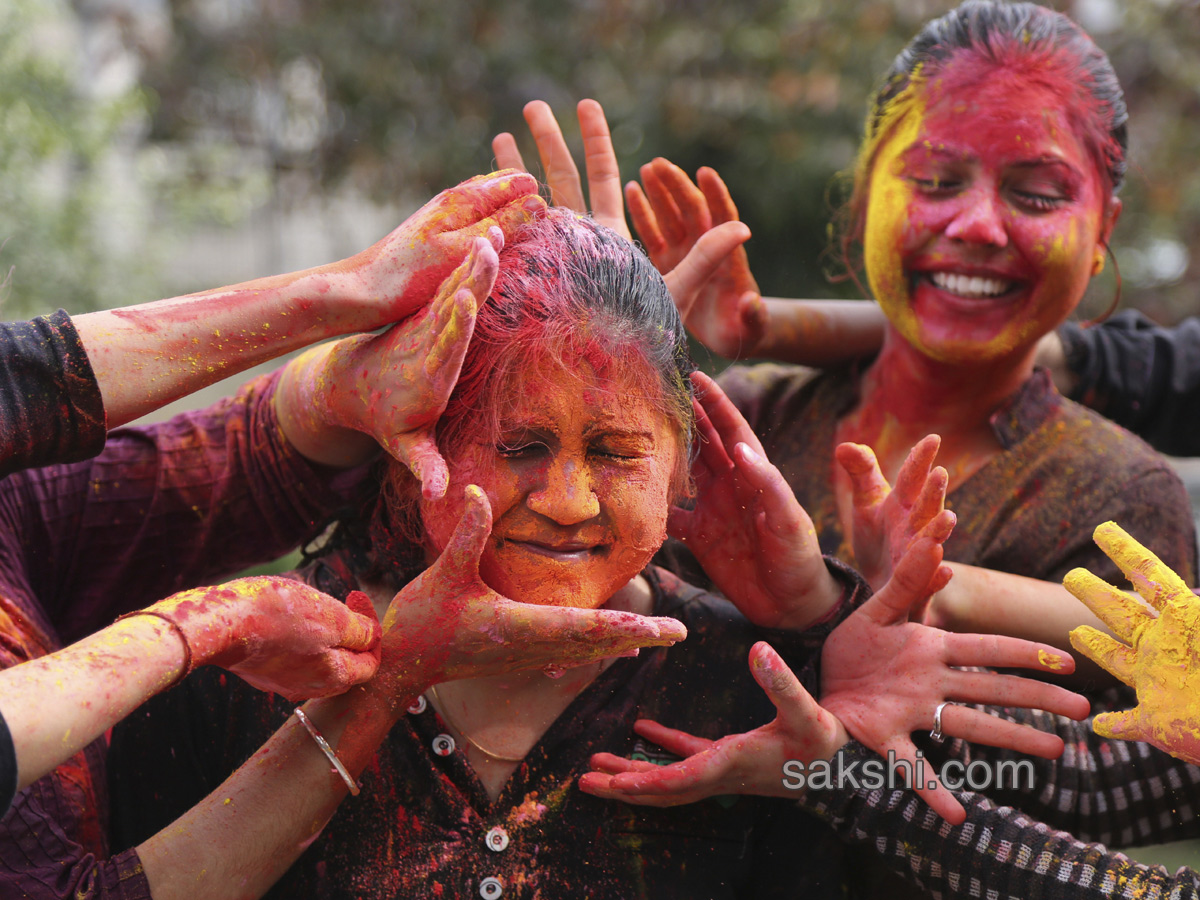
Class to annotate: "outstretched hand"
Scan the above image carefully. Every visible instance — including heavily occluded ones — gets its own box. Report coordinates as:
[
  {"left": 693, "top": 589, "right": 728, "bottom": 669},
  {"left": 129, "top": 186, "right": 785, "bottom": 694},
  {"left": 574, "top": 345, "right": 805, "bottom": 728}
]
[
  {"left": 669, "top": 371, "right": 841, "bottom": 630},
  {"left": 835, "top": 435, "right": 948, "bottom": 592},
  {"left": 151, "top": 576, "right": 383, "bottom": 702},
  {"left": 628, "top": 160, "right": 766, "bottom": 358},
  {"left": 580, "top": 640, "right": 848, "bottom": 806},
  {"left": 370, "top": 486, "right": 687, "bottom": 711},
  {"left": 1067, "top": 521, "right": 1200, "bottom": 765},
  {"left": 821, "top": 515, "right": 1091, "bottom": 822},
  {"left": 491, "top": 99, "right": 754, "bottom": 331},
  {"left": 583, "top": 523, "right": 1090, "bottom": 823},
  {"left": 310, "top": 233, "right": 499, "bottom": 498},
  {"left": 493, "top": 99, "right": 630, "bottom": 239}
]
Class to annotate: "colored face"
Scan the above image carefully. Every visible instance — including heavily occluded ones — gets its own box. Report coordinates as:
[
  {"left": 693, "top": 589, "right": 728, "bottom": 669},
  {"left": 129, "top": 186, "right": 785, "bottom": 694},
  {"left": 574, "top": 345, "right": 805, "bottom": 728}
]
[
  {"left": 863, "top": 57, "right": 1115, "bottom": 363},
  {"left": 419, "top": 359, "right": 681, "bottom": 609}
]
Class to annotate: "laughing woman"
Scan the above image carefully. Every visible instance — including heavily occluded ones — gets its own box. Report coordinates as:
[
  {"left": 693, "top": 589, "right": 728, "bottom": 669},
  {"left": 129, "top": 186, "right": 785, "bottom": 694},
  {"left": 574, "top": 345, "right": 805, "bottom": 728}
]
[{"left": 628, "top": 0, "right": 1196, "bottom": 679}]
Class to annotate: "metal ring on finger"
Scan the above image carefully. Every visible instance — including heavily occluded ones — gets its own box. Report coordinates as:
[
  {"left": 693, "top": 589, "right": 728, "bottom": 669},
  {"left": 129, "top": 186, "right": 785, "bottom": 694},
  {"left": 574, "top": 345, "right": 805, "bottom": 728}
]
[{"left": 930, "top": 701, "right": 950, "bottom": 744}]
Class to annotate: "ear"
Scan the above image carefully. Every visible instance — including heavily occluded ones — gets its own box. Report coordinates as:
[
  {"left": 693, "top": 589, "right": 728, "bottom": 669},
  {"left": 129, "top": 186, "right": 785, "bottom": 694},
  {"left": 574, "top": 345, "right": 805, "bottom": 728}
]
[{"left": 1098, "top": 196, "right": 1122, "bottom": 248}]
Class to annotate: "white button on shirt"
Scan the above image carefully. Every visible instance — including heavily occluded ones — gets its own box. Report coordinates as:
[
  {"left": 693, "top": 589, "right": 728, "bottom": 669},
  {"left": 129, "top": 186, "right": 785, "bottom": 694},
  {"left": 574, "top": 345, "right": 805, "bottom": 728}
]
[{"left": 485, "top": 826, "right": 510, "bottom": 852}]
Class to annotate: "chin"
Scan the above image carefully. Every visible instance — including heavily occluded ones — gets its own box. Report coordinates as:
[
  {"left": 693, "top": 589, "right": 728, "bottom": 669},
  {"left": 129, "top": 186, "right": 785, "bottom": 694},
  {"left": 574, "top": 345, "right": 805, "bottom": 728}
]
[{"left": 484, "top": 567, "right": 613, "bottom": 609}]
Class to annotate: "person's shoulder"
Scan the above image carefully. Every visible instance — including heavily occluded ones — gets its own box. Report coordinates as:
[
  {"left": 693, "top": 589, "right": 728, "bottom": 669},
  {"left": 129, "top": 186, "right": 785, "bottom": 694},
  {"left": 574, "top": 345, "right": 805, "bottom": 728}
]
[
  {"left": 1052, "top": 395, "right": 1180, "bottom": 474},
  {"left": 716, "top": 363, "right": 854, "bottom": 433}
]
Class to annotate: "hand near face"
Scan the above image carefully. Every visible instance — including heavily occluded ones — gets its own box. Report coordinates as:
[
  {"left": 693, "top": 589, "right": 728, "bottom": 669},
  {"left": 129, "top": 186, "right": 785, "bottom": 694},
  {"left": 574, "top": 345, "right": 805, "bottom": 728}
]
[
  {"left": 491, "top": 100, "right": 753, "bottom": 331},
  {"left": 493, "top": 99, "right": 631, "bottom": 239},
  {"left": 371, "top": 485, "right": 687, "bottom": 710},
  {"left": 834, "top": 435, "right": 948, "bottom": 592},
  {"left": 821, "top": 517, "right": 1092, "bottom": 823},
  {"left": 669, "top": 371, "right": 843, "bottom": 630},
  {"left": 629, "top": 160, "right": 767, "bottom": 359},
  {"left": 321, "top": 170, "right": 544, "bottom": 328},
  {"left": 1066, "top": 521, "right": 1200, "bottom": 765},
  {"left": 151, "top": 576, "right": 383, "bottom": 702},
  {"left": 311, "top": 234, "right": 499, "bottom": 498},
  {"left": 580, "top": 641, "right": 849, "bottom": 806}
]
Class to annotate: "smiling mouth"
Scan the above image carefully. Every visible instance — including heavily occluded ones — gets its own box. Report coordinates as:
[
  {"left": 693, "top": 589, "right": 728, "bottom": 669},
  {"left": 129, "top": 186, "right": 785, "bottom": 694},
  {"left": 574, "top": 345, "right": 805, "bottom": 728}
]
[
  {"left": 926, "top": 271, "right": 1018, "bottom": 299},
  {"left": 502, "top": 539, "right": 604, "bottom": 561}
]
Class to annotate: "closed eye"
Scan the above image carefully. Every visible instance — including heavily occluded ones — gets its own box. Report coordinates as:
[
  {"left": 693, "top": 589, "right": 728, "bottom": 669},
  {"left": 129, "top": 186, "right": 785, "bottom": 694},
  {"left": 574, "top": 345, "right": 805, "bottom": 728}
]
[
  {"left": 496, "top": 441, "right": 549, "bottom": 459},
  {"left": 1009, "top": 188, "right": 1068, "bottom": 212},
  {"left": 910, "top": 176, "right": 961, "bottom": 194}
]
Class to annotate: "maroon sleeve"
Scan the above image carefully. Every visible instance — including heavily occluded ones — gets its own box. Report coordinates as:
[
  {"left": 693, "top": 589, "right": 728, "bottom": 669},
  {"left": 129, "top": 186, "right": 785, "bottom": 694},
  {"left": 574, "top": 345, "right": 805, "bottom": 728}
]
[
  {"left": 0, "top": 368, "right": 370, "bottom": 900},
  {"left": 0, "top": 367, "right": 369, "bottom": 647}
]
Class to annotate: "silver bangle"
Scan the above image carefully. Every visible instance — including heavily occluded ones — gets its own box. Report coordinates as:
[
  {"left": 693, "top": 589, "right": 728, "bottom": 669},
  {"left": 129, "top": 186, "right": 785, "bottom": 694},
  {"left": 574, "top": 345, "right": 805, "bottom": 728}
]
[
  {"left": 294, "top": 707, "right": 360, "bottom": 796},
  {"left": 930, "top": 701, "right": 950, "bottom": 745}
]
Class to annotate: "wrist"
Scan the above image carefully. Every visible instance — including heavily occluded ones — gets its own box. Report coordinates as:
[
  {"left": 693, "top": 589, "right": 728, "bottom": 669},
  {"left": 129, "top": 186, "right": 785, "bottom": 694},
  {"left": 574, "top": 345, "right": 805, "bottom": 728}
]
[
  {"left": 138, "top": 589, "right": 239, "bottom": 671},
  {"left": 276, "top": 343, "right": 379, "bottom": 468},
  {"left": 775, "top": 569, "right": 846, "bottom": 632}
]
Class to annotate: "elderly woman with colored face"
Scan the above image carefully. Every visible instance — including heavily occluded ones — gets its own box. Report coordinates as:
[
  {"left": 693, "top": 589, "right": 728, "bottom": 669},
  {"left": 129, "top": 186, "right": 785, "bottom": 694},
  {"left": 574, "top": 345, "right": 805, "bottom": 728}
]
[
  {"left": 103, "top": 204, "right": 1084, "bottom": 900},
  {"left": 611, "top": 0, "right": 1197, "bottom": 691}
]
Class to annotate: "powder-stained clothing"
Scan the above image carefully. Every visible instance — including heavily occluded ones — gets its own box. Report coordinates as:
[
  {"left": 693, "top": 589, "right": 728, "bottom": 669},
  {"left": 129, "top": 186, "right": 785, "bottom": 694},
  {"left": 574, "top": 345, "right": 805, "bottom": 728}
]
[
  {"left": 0, "top": 310, "right": 106, "bottom": 480},
  {"left": 0, "top": 309, "right": 109, "bottom": 817},
  {"left": 1061, "top": 310, "right": 1200, "bottom": 457},
  {"left": 801, "top": 733, "right": 1200, "bottom": 899},
  {"left": 109, "top": 563, "right": 867, "bottom": 900},
  {"left": 715, "top": 363, "right": 1197, "bottom": 591},
  {"left": 0, "top": 358, "right": 365, "bottom": 899}
]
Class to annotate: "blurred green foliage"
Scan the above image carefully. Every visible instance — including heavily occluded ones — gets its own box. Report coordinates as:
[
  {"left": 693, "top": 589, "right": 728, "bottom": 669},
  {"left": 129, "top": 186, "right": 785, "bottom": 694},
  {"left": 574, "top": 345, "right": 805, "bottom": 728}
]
[
  {"left": 0, "top": 0, "right": 156, "bottom": 316},
  {"left": 5, "top": 0, "right": 1200, "bottom": 322}
]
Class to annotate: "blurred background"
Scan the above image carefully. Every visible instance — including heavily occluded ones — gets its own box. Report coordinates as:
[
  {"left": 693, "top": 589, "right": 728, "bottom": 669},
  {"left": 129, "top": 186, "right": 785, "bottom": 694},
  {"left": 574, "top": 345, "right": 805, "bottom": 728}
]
[{"left": 6, "top": 0, "right": 1200, "bottom": 325}]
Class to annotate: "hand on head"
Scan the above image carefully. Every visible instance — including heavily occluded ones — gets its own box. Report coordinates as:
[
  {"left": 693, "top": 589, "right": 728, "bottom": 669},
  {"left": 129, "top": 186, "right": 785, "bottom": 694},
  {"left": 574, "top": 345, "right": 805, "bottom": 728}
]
[
  {"left": 491, "top": 99, "right": 754, "bottom": 348},
  {"left": 309, "top": 233, "right": 501, "bottom": 498},
  {"left": 835, "top": 434, "right": 948, "bottom": 593},
  {"left": 368, "top": 485, "right": 686, "bottom": 711},
  {"left": 148, "top": 575, "right": 383, "bottom": 702},
  {"left": 1066, "top": 521, "right": 1200, "bottom": 765},
  {"left": 669, "top": 370, "right": 842, "bottom": 630},
  {"left": 333, "top": 170, "right": 545, "bottom": 327}
]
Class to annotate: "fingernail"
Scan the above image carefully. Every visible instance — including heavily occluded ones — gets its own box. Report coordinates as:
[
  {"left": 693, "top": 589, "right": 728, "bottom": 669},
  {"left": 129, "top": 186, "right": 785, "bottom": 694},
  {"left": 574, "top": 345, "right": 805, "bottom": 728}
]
[
  {"left": 522, "top": 195, "right": 546, "bottom": 215},
  {"left": 617, "top": 647, "right": 641, "bottom": 658},
  {"left": 736, "top": 443, "right": 761, "bottom": 464}
]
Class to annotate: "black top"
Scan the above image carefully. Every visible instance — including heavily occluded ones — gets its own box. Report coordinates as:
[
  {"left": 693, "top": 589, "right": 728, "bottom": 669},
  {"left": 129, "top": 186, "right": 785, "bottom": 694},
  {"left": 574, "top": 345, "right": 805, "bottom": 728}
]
[
  {"left": 1062, "top": 310, "right": 1200, "bottom": 456},
  {"left": 0, "top": 310, "right": 105, "bottom": 477}
]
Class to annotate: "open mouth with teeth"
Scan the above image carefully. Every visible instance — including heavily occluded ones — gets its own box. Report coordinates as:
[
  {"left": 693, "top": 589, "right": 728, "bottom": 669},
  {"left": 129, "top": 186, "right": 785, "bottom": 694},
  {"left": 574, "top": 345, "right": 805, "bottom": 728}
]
[{"left": 924, "top": 271, "right": 1019, "bottom": 299}]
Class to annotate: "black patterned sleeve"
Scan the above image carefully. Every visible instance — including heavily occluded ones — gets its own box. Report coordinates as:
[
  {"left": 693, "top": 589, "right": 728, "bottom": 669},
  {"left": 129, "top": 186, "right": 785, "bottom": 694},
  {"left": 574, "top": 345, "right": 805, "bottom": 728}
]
[
  {"left": 802, "top": 741, "right": 1200, "bottom": 900},
  {"left": 0, "top": 310, "right": 105, "bottom": 476}
]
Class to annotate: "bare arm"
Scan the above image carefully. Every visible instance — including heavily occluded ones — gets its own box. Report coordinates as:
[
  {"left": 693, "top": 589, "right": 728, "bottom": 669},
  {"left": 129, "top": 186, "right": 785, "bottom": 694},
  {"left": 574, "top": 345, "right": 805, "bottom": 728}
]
[
  {"left": 755, "top": 298, "right": 887, "bottom": 366},
  {"left": 0, "top": 576, "right": 379, "bottom": 793},
  {"left": 927, "top": 561, "right": 1118, "bottom": 687},
  {"left": 73, "top": 171, "right": 543, "bottom": 428}
]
